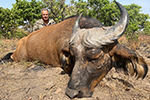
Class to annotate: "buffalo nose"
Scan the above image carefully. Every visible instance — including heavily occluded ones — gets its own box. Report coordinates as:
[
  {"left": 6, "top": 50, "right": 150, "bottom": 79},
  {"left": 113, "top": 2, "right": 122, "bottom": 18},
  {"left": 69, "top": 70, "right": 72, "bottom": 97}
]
[{"left": 65, "top": 87, "right": 83, "bottom": 99}]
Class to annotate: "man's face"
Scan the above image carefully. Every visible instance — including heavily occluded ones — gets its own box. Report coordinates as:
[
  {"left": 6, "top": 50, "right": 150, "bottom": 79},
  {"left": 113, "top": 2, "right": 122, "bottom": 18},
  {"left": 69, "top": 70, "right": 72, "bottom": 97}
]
[{"left": 42, "top": 10, "right": 49, "bottom": 21}]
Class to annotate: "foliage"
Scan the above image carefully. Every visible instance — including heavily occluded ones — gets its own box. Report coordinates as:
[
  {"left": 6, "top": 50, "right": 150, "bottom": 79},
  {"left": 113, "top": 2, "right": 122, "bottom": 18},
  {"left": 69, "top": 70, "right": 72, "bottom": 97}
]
[
  {"left": 11, "top": 0, "right": 44, "bottom": 32},
  {"left": 14, "top": 28, "right": 29, "bottom": 38},
  {"left": 0, "top": 7, "right": 18, "bottom": 39},
  {"left": 143, "top": 21, "right": 150, "bottom": 35},
  {"left": 87, "top": 0, "right": 119, "bottom": 26},
  {"left": 69, "top": 0, "right": 88, "bottom": 16},
  {"left": 0, "top": 0, "right": 44, "bottom": 38},
  {"left": 123, "top": 4, "right": 150, "bottom": 39}
]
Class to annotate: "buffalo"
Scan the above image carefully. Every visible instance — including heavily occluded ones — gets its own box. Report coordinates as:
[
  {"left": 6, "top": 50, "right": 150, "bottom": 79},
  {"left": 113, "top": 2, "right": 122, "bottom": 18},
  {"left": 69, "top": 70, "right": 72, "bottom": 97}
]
[{"left": 0, "top": 1, "right": 148, "bottom": 99}]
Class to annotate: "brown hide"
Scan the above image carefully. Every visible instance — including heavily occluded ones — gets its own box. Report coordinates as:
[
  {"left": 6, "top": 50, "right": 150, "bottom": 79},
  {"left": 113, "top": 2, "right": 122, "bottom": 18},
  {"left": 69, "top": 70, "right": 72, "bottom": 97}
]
[
  {"left": 11, "top": 37, "right": 28, "bottom": 61},
  {"left": 12, "top": 17, "right": 77, "bottom": 67},
  {"left": 11, "top": 16, "right": 102, "bottom": 67}
]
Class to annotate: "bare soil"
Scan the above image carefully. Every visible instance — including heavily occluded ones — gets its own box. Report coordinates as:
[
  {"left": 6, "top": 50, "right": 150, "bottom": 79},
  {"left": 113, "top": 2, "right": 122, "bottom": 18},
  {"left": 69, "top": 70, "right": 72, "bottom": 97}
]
[{"left": 0, "top": 37, "right": 150, "bottom": 100}]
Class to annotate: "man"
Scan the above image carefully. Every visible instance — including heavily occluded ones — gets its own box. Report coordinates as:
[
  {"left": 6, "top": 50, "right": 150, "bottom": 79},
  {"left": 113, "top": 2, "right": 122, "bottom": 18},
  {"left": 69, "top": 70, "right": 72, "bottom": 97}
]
[{"left": 33, "top": 8, "right": 56, "bottom": 31}]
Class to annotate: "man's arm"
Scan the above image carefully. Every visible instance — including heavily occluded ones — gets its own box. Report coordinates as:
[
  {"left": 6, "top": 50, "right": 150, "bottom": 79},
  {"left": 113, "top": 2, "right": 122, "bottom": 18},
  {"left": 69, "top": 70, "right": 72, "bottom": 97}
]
[
  {"left": 49, "top": 19, "right": 56, "bottom": 25},
  {"left": 33, "top": 21, "right": 40, "bottom": 32}
]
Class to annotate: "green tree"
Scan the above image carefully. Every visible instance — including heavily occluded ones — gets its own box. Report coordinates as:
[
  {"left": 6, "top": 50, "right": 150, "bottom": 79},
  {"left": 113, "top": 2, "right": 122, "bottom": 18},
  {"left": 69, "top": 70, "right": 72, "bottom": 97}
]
[
  {"left": 124, "top": 4, "right": 150, "bottom": 39},
  {"left": 0, "top": 7, "right": 17, "bottom": 38},
  {"left": 12, "top": 0, "right": 44, "bottom": 32},
  {"left": 69, "top": 0, "right": 119, "bottom": 26},
  {"left": 1, "top": 0, "right": 150, "bottom": 39},
  {"left": 69, "top": 0, "right": 88, "bottom": 15},
  {"left": 87, "top": 0, "right": 118, "bottom": 26},
  {"left": 143, "top": 20, "right": 150, "bottom": 34}
]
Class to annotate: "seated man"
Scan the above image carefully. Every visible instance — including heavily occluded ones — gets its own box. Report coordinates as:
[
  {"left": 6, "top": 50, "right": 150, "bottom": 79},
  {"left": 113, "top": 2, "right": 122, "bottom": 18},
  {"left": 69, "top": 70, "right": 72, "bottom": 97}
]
[{"left": 33, "top": 8, "right": 56, "bottom": 31}]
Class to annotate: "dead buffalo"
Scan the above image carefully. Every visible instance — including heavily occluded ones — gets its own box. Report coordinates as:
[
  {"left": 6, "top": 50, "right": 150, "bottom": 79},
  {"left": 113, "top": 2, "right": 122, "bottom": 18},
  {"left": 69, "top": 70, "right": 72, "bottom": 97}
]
[{"left": 0, "top": 1, "right": 148, "bottom": 99}]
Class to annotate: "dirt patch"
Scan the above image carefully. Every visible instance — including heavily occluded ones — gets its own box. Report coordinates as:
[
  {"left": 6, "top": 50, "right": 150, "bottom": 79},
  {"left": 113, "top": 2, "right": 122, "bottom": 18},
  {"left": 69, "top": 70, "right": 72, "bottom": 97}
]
[{"left": 0, "top": 38, "right": 150, "bottom": 100}]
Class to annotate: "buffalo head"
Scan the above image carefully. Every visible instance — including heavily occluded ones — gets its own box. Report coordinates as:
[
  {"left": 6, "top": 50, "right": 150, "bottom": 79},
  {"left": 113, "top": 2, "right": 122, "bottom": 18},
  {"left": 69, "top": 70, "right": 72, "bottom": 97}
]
[{"left": 65, "top": 1, "right": 129, "bottom": 98}]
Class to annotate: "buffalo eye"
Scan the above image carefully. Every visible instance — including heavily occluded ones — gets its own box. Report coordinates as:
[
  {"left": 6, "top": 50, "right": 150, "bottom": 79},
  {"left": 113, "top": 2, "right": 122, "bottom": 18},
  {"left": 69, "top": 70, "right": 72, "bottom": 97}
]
[{"left": 85, "top": 48, "right": 102, "bottom": 61}]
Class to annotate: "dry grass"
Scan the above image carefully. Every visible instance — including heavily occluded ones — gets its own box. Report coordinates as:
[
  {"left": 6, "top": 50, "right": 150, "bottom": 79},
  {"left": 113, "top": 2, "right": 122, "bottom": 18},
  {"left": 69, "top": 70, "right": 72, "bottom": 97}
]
[
  {"left": 0, "top": 39, "right": 18, "bottom": 58},
  {"left": 119, "top": 35, "right": 150, "bottom": 51}
]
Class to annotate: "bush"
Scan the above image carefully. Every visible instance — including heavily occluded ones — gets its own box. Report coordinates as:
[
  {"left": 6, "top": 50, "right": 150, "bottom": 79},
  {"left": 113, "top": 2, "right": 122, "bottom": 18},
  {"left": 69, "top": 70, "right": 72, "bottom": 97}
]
[
  {"left": 0, "top": 28, "right": 29, "bottom": 39},
  {"left": 14, "top": 28, "right": 29, "bottom": 39}
]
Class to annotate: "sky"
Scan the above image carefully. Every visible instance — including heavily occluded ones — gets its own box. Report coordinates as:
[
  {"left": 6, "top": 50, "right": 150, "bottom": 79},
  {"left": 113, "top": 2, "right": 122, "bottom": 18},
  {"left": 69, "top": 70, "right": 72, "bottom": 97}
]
[
  {"left": 0, "top": 0, "right": 150, "bottom": 16},
  {"left": 116, "top": 0, "right": 150, "bottom": 16}
]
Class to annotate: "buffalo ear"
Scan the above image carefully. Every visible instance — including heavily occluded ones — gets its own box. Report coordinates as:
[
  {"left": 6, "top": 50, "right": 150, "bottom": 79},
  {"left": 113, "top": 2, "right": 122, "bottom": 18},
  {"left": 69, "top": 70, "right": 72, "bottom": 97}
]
[
  {"left": 110, "top": 44, "right": 148, "bottom": 79},
  {"left": 60, "top": 48, "right": 73, "bottom": 74},
  {"left": 61, "top": 48, "right": 70, "bottom": 67}
]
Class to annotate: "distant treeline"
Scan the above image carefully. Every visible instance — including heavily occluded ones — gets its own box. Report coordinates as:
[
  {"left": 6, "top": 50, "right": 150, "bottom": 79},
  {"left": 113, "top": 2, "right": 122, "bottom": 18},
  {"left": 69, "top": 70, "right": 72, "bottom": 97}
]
[{"left": 0, "top": 0, "right": 150, "bottom": 39}]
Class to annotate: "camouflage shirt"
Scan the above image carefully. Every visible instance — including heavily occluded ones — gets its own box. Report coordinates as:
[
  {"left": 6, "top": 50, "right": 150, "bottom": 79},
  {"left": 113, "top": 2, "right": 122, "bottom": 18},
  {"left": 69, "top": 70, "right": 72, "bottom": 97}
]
[{"left": 33, "top": 19, "right": 56, "bottom": 31}]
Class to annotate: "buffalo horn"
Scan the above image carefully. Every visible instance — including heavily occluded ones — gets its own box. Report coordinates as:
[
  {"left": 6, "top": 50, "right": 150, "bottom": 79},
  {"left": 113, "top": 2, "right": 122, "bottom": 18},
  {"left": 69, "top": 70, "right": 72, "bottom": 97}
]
[{"left": 71, "top": 1, "right": 129, "bottom": 48}]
